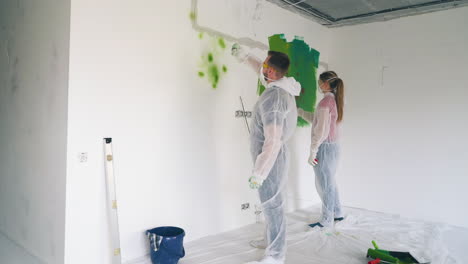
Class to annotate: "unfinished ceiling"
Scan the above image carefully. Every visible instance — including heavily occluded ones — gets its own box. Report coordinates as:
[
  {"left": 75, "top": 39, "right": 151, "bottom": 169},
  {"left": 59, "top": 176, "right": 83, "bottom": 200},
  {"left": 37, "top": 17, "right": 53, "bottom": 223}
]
[{"left": 266, "top": 0, "right": 468, "bottom": 27}]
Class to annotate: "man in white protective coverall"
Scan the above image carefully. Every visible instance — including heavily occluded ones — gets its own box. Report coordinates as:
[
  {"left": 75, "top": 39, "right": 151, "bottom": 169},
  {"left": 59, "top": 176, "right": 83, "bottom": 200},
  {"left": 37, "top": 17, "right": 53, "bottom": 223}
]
[{"left": 232, "top": 44, "right": 301, "bottom": 264}]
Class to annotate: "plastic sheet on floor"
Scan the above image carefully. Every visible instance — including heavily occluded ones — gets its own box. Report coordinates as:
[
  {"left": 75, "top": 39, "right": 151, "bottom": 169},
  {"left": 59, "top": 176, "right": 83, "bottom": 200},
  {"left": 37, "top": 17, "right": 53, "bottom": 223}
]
[{"left": 146, "top": 206, "right": 467, "bottom": 264}]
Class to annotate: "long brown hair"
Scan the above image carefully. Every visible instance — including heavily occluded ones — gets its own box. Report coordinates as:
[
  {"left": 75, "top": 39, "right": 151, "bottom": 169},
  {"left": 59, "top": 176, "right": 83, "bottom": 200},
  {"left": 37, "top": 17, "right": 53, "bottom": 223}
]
[{"left": 319, "top": 71, "right": 344, "bottom": 122}]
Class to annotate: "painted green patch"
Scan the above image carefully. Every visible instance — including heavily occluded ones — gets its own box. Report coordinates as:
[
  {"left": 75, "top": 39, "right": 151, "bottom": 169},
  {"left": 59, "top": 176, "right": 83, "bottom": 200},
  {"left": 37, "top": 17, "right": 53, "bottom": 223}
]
[
  {"left": 195, "top": 35, "right": 228, "bottom": 89},
  {"left": 218, "top": 38, "right": 226, "bottom": 49},
  {"left": 192, "top": 11, "right": 228, "bottom": 90},
  {"left": 259, "top": 34, "right": 320, "bottom": 127},
  {"left": 208, "top": 65, "right": 220, "bottom": 88},
  {"left": 189, "top": 12, "right": 196, "bottom": 21},
  {"left": 297, "top": 117, "right": 309, "bottom": 127}
]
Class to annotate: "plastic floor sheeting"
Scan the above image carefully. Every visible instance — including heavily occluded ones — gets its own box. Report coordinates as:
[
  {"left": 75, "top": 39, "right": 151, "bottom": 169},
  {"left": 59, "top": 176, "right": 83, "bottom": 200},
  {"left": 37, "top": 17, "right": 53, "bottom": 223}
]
[
  {"left": 176, "top": 206, "right": 467, "bottom": 264},
  {"left": 2, "top": 206, "right": 466, "bottom": 264}
]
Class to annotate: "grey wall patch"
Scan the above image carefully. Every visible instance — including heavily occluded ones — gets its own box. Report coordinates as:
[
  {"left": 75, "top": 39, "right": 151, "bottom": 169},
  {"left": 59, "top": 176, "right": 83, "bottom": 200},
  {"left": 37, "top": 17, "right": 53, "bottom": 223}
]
[{"left": 10, "top": 57, "right": 19, "bottom": 94}]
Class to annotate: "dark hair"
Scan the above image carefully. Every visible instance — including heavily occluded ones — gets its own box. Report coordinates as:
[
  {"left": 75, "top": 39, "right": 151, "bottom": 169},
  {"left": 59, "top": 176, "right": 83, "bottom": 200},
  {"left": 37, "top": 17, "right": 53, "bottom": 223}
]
[
  {"left": 320, "top": 71, "right": 344, "bottom": 122},
  {"left": 267, "top": 51, "right": 290, "bottom": 76}
]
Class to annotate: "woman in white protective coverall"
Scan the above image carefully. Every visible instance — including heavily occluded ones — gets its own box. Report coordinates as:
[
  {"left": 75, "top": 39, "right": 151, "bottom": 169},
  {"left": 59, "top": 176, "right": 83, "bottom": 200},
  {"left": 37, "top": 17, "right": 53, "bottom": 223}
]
[
  {"left": 232, "top": 44, "right": 301, "bottom": 264},
  {"left": 298, "top": 71, "right": 345, "bottom": 228}
]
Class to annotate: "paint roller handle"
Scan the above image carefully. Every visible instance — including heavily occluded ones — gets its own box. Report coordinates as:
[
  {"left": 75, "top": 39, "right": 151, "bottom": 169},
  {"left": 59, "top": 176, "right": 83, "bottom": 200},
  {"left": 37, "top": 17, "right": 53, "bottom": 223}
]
[{"left": 372, "top": 240, "right": 379, "bottom": 249}]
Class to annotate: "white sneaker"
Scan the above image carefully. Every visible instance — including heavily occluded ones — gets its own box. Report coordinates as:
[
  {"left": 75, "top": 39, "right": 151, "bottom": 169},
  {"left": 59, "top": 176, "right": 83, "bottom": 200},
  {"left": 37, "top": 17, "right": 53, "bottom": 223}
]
[
  {"left": 249, "top": 239, "right": 267, "bottom": 249},
  {"left": 244, "top": 256, "right": 284, "bottom": 264}
]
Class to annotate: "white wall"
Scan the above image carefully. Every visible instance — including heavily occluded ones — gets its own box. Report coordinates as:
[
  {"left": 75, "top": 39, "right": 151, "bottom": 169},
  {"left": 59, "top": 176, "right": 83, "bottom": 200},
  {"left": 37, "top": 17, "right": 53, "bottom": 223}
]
[
  {"left": 0, "top": 0, "right": 70, "bottom": 263},
  {"left": 64, "top": 0, "right": 330, "bottom": 263},
  {"left": 329, "top": 7, "right": 468, "bottom": 228}
]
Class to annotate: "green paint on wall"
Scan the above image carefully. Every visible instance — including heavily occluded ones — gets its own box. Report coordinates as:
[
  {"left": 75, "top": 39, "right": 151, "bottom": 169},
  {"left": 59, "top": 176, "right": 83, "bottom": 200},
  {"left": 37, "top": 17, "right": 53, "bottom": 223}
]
[
  {"left": 195, "top": 38, "right": 228, "bottom": 89},
  {"left": 192, "top": 16, "right": 228, "bottom": 89},
  {"left": 208, "top": 65, "right": 220, "bottom": 88},
  {"left": 259, "top": 34, "right": 320, "bottom": 126},
  {"left": 189, "top": 12, "right": 197, "bottom": 21},
  {"left": 297, "top": 117, "right": 309, "bottom": 127},
  {"left": 218, "top": 38, "right": 226, "bottom": 49}
]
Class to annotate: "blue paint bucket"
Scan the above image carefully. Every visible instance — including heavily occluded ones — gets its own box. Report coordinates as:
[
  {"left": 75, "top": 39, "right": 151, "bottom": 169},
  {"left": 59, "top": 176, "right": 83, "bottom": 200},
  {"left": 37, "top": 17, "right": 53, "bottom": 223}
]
[{"left": 146, "top": 226, "right": 185, "bottom": 264}]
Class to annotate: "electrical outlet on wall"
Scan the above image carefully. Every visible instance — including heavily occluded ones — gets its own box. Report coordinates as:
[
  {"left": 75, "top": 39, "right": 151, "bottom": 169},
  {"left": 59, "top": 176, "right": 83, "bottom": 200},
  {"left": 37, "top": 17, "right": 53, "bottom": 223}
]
[
  {"left": 78, "top": 152, "right": 88, "bottom": 163},
  {"left": 241, "top": 203, "right": 250, "bottom": 210}
]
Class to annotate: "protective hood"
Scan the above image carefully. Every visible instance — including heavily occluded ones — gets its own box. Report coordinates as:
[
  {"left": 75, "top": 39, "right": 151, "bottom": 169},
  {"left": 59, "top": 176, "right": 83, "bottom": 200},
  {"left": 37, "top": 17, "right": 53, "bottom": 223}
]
[{"left": 267, "top": 76, "right": 301, "bottom": 96}]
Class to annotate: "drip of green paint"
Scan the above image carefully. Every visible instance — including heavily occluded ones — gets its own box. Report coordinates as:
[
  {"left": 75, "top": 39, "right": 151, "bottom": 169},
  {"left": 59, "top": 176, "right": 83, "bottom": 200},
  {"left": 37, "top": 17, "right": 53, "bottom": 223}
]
[
  {"left": 261, "top": 34, "right": 320, "bottom": 127},
  {"left": 208, "top": 53, "right": 214, "bottom": 62},
  {"left": 222, "top": 65, "right": 227, "bottom": 72},
  {"left": 198, "top": 71, "right": 205, "bottom": 77},
  {"left": 198, "top": 32, "right": 204, "bottom": 39},
  {"left": 218, "top": 38, "right": 226, "bottom": 49}
]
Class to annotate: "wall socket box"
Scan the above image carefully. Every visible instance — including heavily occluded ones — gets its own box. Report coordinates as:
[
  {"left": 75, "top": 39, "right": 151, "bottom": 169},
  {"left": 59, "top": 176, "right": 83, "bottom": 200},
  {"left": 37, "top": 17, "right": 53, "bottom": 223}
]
[{"left": 78, "top": 152, "right": 88, "bottom": 163}]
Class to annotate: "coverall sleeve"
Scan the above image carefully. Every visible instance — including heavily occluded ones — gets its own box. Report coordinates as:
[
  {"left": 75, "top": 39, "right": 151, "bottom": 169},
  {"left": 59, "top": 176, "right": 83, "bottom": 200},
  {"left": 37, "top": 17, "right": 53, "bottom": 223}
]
[
  {"left": 245, "top": 53, "right": 262, "bottom": 73},
  {"left": 310, "top": 106, "right": 331, "bottom": 156},
  {"left": 252, "top": 122, "right": 283, "bottom": 180},
  {"left": 252, "top": 90, "right": 287, "bottom": 180},
  {"left": 297, "top": 108, "right": 314, "bottom": 123}
]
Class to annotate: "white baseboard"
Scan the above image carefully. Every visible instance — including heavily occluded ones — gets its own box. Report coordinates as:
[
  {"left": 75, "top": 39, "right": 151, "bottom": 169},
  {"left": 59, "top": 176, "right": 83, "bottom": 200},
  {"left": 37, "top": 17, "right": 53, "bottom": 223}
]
[{"left": 123, "top": 253, "right": 151, "bottom": 264}]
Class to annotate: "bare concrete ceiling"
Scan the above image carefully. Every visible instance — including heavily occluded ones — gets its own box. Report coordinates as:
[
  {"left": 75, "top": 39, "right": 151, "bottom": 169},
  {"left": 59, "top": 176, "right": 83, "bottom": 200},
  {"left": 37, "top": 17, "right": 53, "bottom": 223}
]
[{"left": 266, "top": 0, "right": 468, "bottom": 27}]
